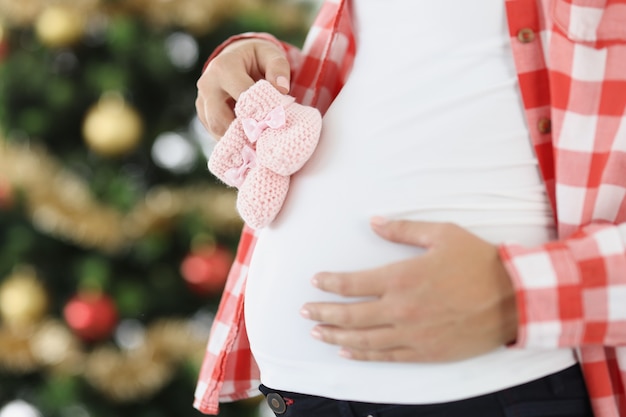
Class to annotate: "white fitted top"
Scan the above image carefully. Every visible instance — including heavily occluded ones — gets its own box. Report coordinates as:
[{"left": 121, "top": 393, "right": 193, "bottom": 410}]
[{"left": 244, "top": 0, "right": 576, "bottom": 403}]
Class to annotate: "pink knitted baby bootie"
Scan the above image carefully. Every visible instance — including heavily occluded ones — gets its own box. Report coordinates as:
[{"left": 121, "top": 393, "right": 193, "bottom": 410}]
[
  {"left": 236, "top": 79, "right": 322, "bottom": 176},
  {"left": 237, "top": 166, "right": 290, "bottom": 229},
  {"left": 207, "top": 120, "right": 253, "bottom": 188},
  {"left": 206, "top": 80, "right": 323, "bottom": 229}
]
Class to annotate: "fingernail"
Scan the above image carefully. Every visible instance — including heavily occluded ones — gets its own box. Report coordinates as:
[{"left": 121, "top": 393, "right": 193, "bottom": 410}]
[
  {"left": 311, "top": 328, "right": 322, "bottom": 340},
  {"left": 276, "top": 76, "right": 290, "bottom": 92},
  {"left": 339, "top": 349, "right": 353, "bottom": 359},
  {"left": 311, "top": 274, "right": 321, "bottom": 287},
  {"left": 300, "top": 307, "right": 311, "bottom": 319},
  {"left": 370, "top": 216, "right": 388, "bottom": 227}
]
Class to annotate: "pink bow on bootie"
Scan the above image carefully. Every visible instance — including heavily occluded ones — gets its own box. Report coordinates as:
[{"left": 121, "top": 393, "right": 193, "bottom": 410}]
[
  {"left": 207, "top": 80, "right": 322, "bottom": 229},
  {"left": 242, "top": 106, "right": 286, "bottom": 143},
  {"left": 223, "top": 146, "right": 257, "bottom": 188}
]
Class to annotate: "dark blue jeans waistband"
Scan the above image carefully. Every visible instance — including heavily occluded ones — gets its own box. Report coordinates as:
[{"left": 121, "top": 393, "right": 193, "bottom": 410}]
[{"left": 258, "top": 364, "right": 593, "bottom": 417}]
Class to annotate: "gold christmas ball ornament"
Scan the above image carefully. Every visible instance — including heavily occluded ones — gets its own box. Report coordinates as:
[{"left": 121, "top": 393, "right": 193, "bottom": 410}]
[
  {"left": 0, "top": 268, "right": 49, "bottom": 328},
  {"left": 82, "top": 94, "right": 144, "bottom": 157},
  {"left": 35, "top": 6, "right": 85, "bottom": 48}
]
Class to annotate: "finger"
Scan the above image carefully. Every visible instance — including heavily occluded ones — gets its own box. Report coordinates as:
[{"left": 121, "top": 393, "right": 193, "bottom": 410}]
[
  {"left": 195, "top": 96, "right": 209, "bottom": 132},
  {"left": 195, "top": 96, "right": 234, "bottom": 139},
  {"left": 217, "top": 66, "right": 256, "bottom": 103},
  {"left": 203, "top": 99, "right": 236, "bottom": 139},
  {"left": 340, "top": 341, "right": 472, "bottom": 363},
  {"left": 339, "top": 347, "right": 423, "bottom": 363},
  {"left": 370, "top": 217, "right": 456, "bottom": 248},
  {"left": 203, "top": 52, "right": 257, "bottom": 103},
  {"left": 301, "top": 300, "right": 388, "bottom": 328},
  {"left": 311, "top": 269, "right": 389, "bottom": 297},
  {"left": 255, "top": 43, "right": 291, "bottom": 93},
  {"left": 311, "top": 325, "right": 402, "bottom": 351},
  {"left": 196, "top": 68, "right": 245, "bottom": 138}
]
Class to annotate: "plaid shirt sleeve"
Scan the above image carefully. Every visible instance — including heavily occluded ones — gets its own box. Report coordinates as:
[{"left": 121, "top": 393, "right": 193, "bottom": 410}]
[
  {"left": 193, "top": 1, "right": 355, "bottom": 414},
  {"left": 502, "top": 1, "right": 626, "bottom": 415}
]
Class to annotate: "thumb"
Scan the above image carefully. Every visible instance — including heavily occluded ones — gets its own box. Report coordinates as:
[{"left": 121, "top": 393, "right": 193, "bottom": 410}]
[
  {"left": 369, "top": 217, "right": 437, "bottom": 248},
  {"left": 256, "top": 42, "right": 292, "bottom": 94}
]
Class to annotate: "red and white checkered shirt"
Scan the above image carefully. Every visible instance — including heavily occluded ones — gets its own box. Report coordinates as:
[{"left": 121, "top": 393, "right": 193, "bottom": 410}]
[{"left": 194, "top": 1, "right": 626, "bottom": 415}]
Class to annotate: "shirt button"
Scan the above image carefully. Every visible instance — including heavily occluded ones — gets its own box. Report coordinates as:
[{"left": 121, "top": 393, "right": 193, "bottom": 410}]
[
  {"left": 538, "top": 117, "right": 552, "bottom": 134},
  {"left": 266, "top": 393, "right": 287, "bottom": 414},
  {"left": 517, "top": 28, "right": 536, "bottom": 43}
]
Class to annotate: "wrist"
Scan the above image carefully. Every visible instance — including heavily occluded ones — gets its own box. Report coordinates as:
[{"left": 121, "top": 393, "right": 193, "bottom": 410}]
[{"left": 495, "top": 251, "right": 519, "bottom": 345}]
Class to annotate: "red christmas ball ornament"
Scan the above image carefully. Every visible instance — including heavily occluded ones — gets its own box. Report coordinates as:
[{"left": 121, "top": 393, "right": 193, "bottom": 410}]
[
  {"left": 181, "top": 246, "right": 233, "bottom": 296},
  {"left": 63, "top": 292, "right": 118, "bottom": 342}
]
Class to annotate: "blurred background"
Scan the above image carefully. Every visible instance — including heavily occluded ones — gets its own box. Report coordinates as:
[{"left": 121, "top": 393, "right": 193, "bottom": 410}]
[{"left": 0, "top": 1, "right": 313, "bottom": 416}]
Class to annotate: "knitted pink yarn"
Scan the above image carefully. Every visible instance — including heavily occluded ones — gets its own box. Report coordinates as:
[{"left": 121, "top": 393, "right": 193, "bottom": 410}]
[
  {"left": 237, "top": 80, "right": 322, "bottom": 176},
  {"left": 207, "top": 120, "right": 251, "bottom": 187},
  {"left": 207, "top": 79, "right": 322, "bottom": 229},
  {"left": 237, "top": 166, "right": 290, "bottom": 229},
  {"left": 236, "top": 79, "right": 291, "bottom": 120}
]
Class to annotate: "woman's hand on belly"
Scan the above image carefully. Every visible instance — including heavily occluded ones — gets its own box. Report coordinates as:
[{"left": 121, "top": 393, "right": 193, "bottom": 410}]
[{"left": 300, "top": 218, "right": 519, "bottom": 363}]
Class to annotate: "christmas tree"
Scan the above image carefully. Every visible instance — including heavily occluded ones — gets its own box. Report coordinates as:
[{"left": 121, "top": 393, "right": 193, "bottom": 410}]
[{"left": 0, "top": 1, "right": 310, "bottom": 416}]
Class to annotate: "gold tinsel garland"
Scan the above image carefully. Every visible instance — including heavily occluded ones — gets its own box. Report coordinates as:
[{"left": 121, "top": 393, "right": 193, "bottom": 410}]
[
  {"left": 0, "top": 145, "right": 228, "bottom": 401},
  {"left": 0, "top": 137, "right": 238, "bottom": 400},
  {"left": 0, "top": 139, "right": 242, "bottom": 253},
  {"left": 0, "top": 0, "right": 227, "bottom": 33},
  {"left": 0, "top": 0, "right": 307, "bottom": 405},
  {"left": 0, "top": 0, "right": 309, "bottom": 35},
  {"left": 0, "top": 318, "right": 209, "bottom": 402}
]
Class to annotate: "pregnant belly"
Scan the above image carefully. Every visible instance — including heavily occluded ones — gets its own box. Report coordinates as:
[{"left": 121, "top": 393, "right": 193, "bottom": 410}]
[{"left": 242, "top": 169, "right": 572, "bottom": 405}]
